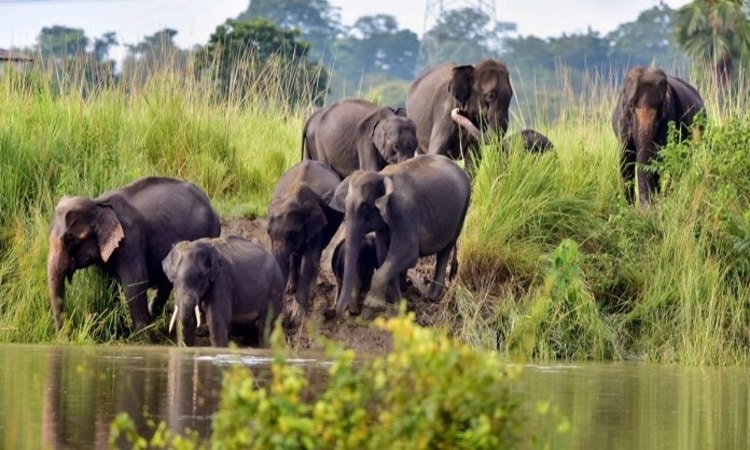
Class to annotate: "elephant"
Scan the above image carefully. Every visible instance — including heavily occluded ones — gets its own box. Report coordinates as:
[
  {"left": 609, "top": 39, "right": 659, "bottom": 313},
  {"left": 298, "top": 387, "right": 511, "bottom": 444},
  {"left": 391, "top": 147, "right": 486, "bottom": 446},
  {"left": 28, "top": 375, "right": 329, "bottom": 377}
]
[
  {"left": 267, "top": 160, "right": 344, "bottom": 321},
  {"left": 612, "top": 66, "right": 706, "bottom": 206},
  {"left": 47, "top": 176, "right": 221, "bottom": 332},
  {"left": 331, "top": 234, "right": 378, "bottom": 316},
  {"left": 161, "top": 236, "right": 284, "bottom": 347},
  {"left": 405, "top": 59, "right": 513, "bottom": 171},
  {"left": 301, "top": 98, "right": 418, "bottom": 178},
  {"left": 327, "top": 154, "right": 472, "bottom": 316}
]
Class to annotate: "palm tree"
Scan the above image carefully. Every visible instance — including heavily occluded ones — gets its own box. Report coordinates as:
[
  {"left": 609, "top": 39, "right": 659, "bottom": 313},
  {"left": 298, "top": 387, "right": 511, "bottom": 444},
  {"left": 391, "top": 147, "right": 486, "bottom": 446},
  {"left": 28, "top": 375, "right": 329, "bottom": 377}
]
[{"left": 674, "top": 0, "right": 750, "bottom": 87}]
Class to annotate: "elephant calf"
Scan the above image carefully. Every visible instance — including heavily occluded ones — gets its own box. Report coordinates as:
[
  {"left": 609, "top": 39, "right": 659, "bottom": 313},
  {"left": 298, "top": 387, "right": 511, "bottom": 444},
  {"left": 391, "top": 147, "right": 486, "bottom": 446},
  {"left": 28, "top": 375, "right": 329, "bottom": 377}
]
[
  {"left": 328, "top": 154, "right": 472, "bottom": 316},
  {"left": 331, "top": 234, "right": 378, "bottom": 316},
  {"left": 47, "top": 176, "right": 221, "bottom": 333},
  {"left": 162, "top": 236, "right": 284, "bottom": 347},
  {"left": 302, "top": 99, "right": 418, "bottom": 178},
  {"left": 501, "top": 129, "right": 555, "bottom": 153},
  {"left": 267, "top": 160, "right": 344, "bottom": 322}
]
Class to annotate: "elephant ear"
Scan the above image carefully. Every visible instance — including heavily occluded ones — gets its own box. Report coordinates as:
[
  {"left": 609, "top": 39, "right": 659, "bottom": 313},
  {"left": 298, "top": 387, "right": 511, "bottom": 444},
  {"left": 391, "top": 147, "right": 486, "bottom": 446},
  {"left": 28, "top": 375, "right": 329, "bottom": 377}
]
[
  {"left": 449, "top": 65, "right": 475, "bottom": 107},
  {"left": 327, "top": 177, "right": 350, "bottom": 213},
  {"left": 372, "top": 120, "right": 387, "bottom": 158},
  {"left": 374, "top": 176, "right": 394, "bottom": 224},
  {"left": 208, "top": 245, "right": 222, "bottom": 284},
  {"left": 162, "top": 246, "right": 180, "bottom": 282},
  {"left": 95, "top": 204, "right": 124, "bottom": 263},
  {"left": 305, "top": 201, "right": 328, "bottom": 244}
]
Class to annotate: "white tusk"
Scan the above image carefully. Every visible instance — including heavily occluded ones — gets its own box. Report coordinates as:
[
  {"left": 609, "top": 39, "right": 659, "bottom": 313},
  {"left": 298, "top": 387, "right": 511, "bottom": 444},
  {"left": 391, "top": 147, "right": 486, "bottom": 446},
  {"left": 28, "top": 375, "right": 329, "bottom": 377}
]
[
  {"left": 195, "top": 305, "right": 201, "bottom": 328},
  {"left": 169, "top": 305, "right": 179, "bottom": 334}
]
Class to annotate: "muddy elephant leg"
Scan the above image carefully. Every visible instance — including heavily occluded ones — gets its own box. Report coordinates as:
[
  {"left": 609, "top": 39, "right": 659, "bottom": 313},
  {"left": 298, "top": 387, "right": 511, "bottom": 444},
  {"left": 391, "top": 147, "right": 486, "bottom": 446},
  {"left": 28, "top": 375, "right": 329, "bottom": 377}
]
[
  {"left": 620, "top": 147, "right": 636, "bottom": 204},
  {"left": 424, "top": 242, "right": 456, "bottom": 301},
  {"left": 365, "top": 245, "right": 418, "bottom": 311}
]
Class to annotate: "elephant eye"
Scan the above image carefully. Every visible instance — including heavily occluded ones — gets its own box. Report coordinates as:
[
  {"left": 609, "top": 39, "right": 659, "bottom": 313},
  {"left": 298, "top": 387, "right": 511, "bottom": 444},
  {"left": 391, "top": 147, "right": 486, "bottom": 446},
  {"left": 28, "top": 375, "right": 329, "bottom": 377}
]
[{"left": 485, "top": 91, "right": 497, "bottom": 102}]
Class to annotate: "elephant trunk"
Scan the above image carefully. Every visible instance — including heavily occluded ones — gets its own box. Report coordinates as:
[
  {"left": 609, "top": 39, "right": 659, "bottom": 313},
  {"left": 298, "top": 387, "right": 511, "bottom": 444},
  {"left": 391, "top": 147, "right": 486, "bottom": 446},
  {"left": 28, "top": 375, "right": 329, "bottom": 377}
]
[
  {"left": 271, "top": 240, "right": 292, "bottom": 292},
  {"left": 635, "top": 106, "right": 658, "bottom": 206},
  {"left": 336, "top": 221, "right": 365, "bottom": 315},
  {"left": 451, "top": 108, "right": 482, "bottom": 141},
  {"left": 174, "top": 289, "right": 199, "bottom": 347},
  {"left": 47, "top": 236, "right": 70, "bottom": 331}
]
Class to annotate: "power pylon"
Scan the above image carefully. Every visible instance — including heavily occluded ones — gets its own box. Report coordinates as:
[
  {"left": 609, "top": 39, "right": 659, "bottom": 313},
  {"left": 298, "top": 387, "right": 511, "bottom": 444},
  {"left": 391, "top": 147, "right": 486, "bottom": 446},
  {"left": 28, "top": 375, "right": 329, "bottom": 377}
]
[{"left": 418, "top": 0, "right": 497, "bottom": 67}]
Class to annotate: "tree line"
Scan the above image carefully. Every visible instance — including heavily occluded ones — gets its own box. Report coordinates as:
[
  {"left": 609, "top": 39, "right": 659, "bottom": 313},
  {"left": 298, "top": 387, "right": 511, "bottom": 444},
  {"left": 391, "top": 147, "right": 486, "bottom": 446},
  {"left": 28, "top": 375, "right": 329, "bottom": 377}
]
[{"left": 12, "top": 0, "right": 750, "bottom": 116}]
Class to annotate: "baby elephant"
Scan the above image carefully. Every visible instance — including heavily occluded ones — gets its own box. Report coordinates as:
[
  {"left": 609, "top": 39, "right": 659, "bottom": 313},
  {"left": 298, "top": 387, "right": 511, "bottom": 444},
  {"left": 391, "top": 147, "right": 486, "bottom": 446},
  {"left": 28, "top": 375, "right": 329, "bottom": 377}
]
[
  {"left": 331, "top": 234, "right": 378, "bottom": 316},
  {"left": 162, "top": 236, "right": 284, "bottom": 347}
]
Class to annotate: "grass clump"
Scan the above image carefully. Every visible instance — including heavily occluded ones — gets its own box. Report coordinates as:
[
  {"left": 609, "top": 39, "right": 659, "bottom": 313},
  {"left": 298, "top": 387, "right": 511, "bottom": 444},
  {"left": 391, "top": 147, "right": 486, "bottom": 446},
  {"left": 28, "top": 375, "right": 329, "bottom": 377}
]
[{"left": 110, "top": 312, "right": 543, "bottom": 449}]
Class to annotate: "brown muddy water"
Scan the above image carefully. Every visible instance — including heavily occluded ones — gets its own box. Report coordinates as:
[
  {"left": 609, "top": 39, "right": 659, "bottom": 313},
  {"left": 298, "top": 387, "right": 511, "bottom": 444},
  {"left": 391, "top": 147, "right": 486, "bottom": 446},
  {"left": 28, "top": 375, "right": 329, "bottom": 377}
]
[{"left": 0, "top": 343, "right": 748, "bottom": 449}]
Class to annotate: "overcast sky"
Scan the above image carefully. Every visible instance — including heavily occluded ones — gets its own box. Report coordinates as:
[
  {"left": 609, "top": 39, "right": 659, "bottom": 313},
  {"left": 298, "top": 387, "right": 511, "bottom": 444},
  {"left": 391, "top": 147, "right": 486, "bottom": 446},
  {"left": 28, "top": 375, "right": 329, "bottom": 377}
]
[{"left": 0, "top": 0, "right": 690, "bottom": 53}]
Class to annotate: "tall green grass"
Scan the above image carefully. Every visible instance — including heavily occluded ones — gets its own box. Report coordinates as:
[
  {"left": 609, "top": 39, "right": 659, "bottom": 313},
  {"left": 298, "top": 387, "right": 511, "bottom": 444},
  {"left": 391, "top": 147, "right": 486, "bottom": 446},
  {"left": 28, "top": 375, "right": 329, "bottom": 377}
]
[{"left": 2, "top": 59, "right": 750, "bottom": 364}]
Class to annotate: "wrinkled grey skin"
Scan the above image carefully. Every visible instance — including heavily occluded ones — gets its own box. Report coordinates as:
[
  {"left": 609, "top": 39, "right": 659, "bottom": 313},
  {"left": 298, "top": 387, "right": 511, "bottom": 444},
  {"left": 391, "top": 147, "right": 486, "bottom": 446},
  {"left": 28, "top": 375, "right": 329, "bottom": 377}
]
[
  {"left": 302, "top": 99, "right": 418, "bottom": 178},
  {"left": 405, "top": 59, "right": 513, "bottom": 171},
  {"left": 47, "top": 176, "right": 221, "bottom": 332},
  {"left": 267, "top": 160, "right": 344, "bottom": 321},
  {"left": 328, "top": 155, "right": 471, "bottom": 316},
  {"left": 162, "top": 236, "right": 284, "bottom": 347},
  {"left": 612, "top": 66, "right": 706, "bottom": 206},
  {"left": 501, "top": 129, "right": 555, "bottom": 153},
  {"left": 331, "top": 234, "right": 378, "bottom": 316}
]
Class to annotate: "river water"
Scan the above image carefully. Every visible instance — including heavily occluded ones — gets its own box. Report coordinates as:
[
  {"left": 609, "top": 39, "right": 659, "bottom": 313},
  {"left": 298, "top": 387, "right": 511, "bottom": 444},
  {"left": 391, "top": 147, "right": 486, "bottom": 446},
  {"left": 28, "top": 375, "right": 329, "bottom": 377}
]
[{"left": 0, "top": 343, "right": 747, "bottom": 449}]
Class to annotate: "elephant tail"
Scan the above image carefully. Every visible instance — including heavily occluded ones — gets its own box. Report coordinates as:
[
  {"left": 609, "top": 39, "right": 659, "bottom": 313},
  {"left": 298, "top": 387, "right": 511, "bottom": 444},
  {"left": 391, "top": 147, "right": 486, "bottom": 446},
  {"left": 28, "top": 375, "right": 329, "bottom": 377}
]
[{"left": 301, "top": 119, "right": 310, "bottom": 161}]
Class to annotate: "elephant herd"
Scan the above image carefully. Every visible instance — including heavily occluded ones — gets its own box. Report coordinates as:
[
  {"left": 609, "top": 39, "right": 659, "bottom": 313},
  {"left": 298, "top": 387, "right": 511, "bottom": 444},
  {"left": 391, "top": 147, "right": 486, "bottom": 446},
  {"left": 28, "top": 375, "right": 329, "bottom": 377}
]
[{"left": 45, "top": 59, "right": 706, "bottom": 348}]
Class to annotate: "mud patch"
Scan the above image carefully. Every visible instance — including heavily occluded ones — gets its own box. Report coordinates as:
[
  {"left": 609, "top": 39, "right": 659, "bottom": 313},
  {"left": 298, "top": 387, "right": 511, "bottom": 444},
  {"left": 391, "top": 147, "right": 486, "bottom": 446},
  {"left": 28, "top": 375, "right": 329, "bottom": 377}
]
[{"left": 220, "top": 216, "right": 450, "bottom": 355}]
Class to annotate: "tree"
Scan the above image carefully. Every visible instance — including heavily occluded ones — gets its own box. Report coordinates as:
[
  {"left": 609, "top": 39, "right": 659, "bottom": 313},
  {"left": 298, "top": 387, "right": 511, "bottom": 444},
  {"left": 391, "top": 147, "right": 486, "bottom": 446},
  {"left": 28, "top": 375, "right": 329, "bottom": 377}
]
[
  {"left": 195, "top": 18, "right": 328, "bottom": 106},
  {"left": 674, "top": 0, "right": 750, "bottom": 87},
  {"left": 606, "top": 3, "right": 687, "bottom": 71},
  {"left": 419, "top": 7, "right": 499, "bottom": 67},
  {"left": 35, "top": 26, "right": 116, "bottom": 95},
  {"left": 92, "top": 31, "right": 118, "bottom": 64},
  {"left": 236, "top": 0, "right": 341, "bottom": 63},
  {"left": 330, "top": 14, "right": 419, "bottom": 96},
  {"left": 121, "top": 28, "right": 189, "bottom": 87},
  {"left": 38, "top": 26, "right": 89, "bottom": 59}
]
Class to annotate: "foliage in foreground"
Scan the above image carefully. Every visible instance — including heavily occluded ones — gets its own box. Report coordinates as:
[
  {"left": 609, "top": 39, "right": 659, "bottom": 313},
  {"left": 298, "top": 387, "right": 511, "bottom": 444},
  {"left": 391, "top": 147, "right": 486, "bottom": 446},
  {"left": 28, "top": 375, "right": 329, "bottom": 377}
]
[{"left": 110, "top": 313, "right": 545, "bottom": 449}]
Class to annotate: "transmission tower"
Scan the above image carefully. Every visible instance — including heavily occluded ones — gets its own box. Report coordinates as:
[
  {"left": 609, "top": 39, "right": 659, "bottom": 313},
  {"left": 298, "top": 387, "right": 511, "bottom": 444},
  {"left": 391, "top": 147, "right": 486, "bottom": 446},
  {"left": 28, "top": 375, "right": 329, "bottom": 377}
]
[{"left": 418, "top": 0, "right": 497, "bottom": 67}]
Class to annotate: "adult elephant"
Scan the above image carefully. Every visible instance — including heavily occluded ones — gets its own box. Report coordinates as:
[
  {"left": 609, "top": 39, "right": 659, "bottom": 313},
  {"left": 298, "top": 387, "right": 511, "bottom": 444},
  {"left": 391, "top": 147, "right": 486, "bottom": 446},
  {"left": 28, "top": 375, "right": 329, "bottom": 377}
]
[
  {"left": 301, "top": 99, "right": 418, "bottom": 178},
  {"left": 47, "top": 176, "right": 221, "bottom": 332},
  {"left": 327, "top": 154, "right": 471, "bottom": 316},
  {"left": 612, "top": 66, "right": 706, "bottom": 206},
  {"left": 267, "top": 160, "right": 344, "bottom": 321},
  {"left": 405, "top": 59, "right": 513, "bottom": 170},
  {"left": 162, "top": 236, "right": 284, "bottom": 347}
]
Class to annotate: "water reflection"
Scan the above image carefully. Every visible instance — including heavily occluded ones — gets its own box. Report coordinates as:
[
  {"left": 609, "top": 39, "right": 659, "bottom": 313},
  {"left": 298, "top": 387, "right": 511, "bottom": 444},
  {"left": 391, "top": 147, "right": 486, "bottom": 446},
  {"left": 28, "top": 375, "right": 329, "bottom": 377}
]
[
  {"left": 1, "top": 345, "right": 749, "bottom": 449},
  {"left": 0, "top": 344, "right": 326, "bottom": 450}
]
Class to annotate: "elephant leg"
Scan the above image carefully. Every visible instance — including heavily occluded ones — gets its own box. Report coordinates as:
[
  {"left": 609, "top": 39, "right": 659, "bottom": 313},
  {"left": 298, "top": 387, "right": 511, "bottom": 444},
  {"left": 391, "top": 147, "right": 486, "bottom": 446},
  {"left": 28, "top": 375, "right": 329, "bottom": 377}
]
[
  {"left": 636, "top": 149, "right": 657, "bottom": 206},
  {"left": 620, "top": 147, "right": 636, "bottom": 204},
  {"left": 119, "top": 265, "right": 152, "bottom": 330},
  {"left": 149, "top": 282, "right": 171, "bottom": 320},
  {"left": 287, "top": 252, "right": 300, "bottom": 294},
  {"left": 424, "top": 243, "right": 455, "bottom": 301},
  {"left": 207, "top": 310, "right": 229, "bottom": 347},
  {"left": 365, "top": 251, "right": 417, "bottom": 311}
]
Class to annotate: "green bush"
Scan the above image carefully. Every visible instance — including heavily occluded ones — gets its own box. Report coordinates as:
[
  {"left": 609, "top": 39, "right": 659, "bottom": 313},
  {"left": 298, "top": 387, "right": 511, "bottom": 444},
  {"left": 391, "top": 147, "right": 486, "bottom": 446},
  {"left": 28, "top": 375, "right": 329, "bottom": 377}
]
[{"left": 110, "top": 313, "right": 537, "bottom": 449}]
